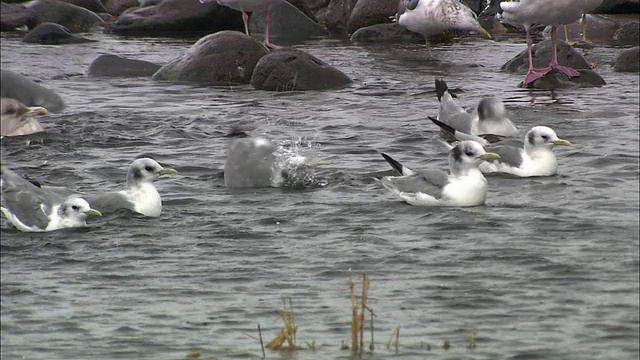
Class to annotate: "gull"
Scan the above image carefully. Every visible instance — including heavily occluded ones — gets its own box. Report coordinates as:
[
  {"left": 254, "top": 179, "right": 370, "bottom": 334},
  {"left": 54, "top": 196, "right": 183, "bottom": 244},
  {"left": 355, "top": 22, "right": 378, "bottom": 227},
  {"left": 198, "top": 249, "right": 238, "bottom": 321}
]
[
  {"left": 379, "top": 141, "right": 500, "bottom": 206},
  {"left": 1, "top": 97, "right": 48, "bottom": 137},
  {"left": 1, "top": 164, "right": 101, "bottom": 232}
]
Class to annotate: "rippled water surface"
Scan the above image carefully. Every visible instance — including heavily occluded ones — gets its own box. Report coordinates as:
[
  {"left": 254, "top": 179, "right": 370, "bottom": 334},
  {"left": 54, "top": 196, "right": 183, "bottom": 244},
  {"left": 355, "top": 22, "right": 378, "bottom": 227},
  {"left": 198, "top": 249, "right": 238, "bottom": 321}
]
[{"left": 1, "top": 29, "right": 639, "bottom": 360}]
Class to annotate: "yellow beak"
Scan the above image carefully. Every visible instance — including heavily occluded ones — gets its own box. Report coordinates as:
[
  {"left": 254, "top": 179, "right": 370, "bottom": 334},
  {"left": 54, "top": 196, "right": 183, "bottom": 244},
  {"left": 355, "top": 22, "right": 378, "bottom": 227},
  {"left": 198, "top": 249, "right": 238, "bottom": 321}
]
[
  {"left": 480, "top": 152, "right": 501, "bottom": 161},
  {"left": 159, "top": 168, "right": 178, "bottom": 176},
  {"left": 553, "top": 139, "right": 571, "bottom": 146},
  {"left": 86, "top": 209, "right": 102, "bottom": 217},
  {"left": 479, "top": 26, "right": 492, "bottom": 39}
]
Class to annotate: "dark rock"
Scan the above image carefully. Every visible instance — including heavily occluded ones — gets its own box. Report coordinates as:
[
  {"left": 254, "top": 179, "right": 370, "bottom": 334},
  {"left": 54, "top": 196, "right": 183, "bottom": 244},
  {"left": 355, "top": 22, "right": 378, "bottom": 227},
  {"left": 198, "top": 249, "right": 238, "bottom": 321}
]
[
  {"left": 28, "top": 0, "right": 104, "bottom": 33},
  {"left": 308, "top": 0, "right": 330, "bottom": 13},
  {"left": 518, "top": 69, "right": 606, "bottom": 89},
  {"left": 323, "top": 0, "right": 358, "bottom": 36},
  {"left": 103, "top": 0, "right": 139, "bottom": 15},
  {"left": 1, "top": 69, "right": 66, "bottom": 112},
  {"left": 346, "top": 0, "right": 398, "bottom": 35},
  {"left": 285, "top": 0, "right": 318, "bottom": 23},
  {"left": 153, "top": 31, "right": 269, "bottom": 85},
  {"left": 139, "top": 0, "right": 162, "bottom": 7},
  {"left": 502, "top": 39, "right": 592, "bottom": 74},
  {"left": 564, "top": 14, "right": 628, "bottom": 43},
  {"left": 614, "top": 46, "right": 639, "bottom": 72},
  {"left": 1, "top": 2, "right": 42, "bottom": 31},
  {"left": 249, "top": 0, "right": 328, "bottom": 43},
  {"left": 22, "top": 22, "right": 97, "bottom": 44},
  {"left": 88, "top": 54, "right": 162, "bottom": 77},
  {"left": 461, "top": 0, "right": 485, "bottom": 14},
  {"left": 104, "top": 0, "right": 244, "bottom": 37},
  {"left": 593, "top": 0, "right": 640, "bottom": 14},
  {"left": 250, "top": 49, "right": 352, "bottom": 91},
  {"left": 58, "top": 0, "right": 108, "bottom": 14},
  {"left": 350, "top": 22, "right": 424, "bottom": 43},
  {"left": 614, "top": 21, "right": 639, "bottom": 46}
]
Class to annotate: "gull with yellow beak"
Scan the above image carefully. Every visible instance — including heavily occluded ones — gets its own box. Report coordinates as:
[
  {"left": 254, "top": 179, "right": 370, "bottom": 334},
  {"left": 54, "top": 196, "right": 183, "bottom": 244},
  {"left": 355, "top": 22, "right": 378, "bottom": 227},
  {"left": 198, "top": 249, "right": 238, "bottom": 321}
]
[{"left": 1, "top": 97, "right": 48, "bottom": 137}]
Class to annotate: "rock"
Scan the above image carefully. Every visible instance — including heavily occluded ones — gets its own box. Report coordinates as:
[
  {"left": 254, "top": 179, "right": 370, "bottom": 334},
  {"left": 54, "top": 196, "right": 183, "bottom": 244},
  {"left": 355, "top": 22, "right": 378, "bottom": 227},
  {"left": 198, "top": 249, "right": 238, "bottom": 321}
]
[
  {"left": 323, "top": 0, "right": 358, "bottom": 35},
  {"left": 139, "top": 0, "right": 162, "bottom": 8},
  {"left": 1, "top": 69, "right": 65, "bottom": 112},
  {"left": 103, "top": 0, "right": 139, "bottom": 15},
  {"left": 249, "top": 0, "right": 328, "bottom": 43},
  {"left": 88, "top": 54, "right": 162, "bottom": 77},
  {"left": 350, "top": 22, "right": 424, "bottom": 43},
  {"left": 502, "top": 39, "right": 592, "bottom": 74},
  {"left": 308, "top": 0, "right": 331, "bottom": 13},
  {"left": 250, "top": 49, "right": 352, "bottom": 91},
  {"left": 564, "top": 14, "right": 629, "bottom": 43},
  {"left": 104, "top": 0, "right": 244, "bottom": 37},
  {"left": 593, "top": 0, "right": 640, "bottom": 14},
  {"left": 1, "top": 2, "right": 42, "bottom": 31},
  {"left": 153, "top": 31, "right": 269, "bottom": 85},
  {"left": 518, "top": 69, "right": 606, "bottom": 89},
  {"left": 285, "top": 0, "right": 318, "bottom": 23},
  {"left": 58, "top": 0, "right": 108, "bottom": 14},
  {"left": 22, "top": 22, "right": 97, "bottom": 44},
  {"left": 28, "top": 0, "right": 104, "bottom": 33},
  {"left": 346, "top": 0, "right": 399, "bottom": 34},
  {"left": 462, "top": 0, "right": 485, "bottom": 14},
  {"left": 614, "top": 46, "right": 639, "bottom": 72},
  {"left": 614, "top": 21, "right": 640, "bottom": 46}
]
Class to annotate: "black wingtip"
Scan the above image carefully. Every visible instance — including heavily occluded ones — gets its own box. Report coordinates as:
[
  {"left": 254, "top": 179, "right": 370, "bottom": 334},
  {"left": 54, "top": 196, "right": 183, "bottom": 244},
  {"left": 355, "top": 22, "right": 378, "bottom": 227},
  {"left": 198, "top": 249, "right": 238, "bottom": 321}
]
[
  {"left": 434, "top": 78, "right": 448, "bottom": 102},
  {"left": 428, "top": 116, "right": 457, "bottom": 136},
  {"left": 380, "top": 152, "right": 404, "bottom": 175}
]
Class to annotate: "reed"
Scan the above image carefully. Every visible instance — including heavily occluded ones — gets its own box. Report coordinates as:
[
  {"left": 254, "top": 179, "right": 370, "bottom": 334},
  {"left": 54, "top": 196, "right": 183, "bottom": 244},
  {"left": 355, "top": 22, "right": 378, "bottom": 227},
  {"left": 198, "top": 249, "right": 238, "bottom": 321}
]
[
  {"left": 346, "top": 273, "right": 373, "bottom": 353},
  {"left": 265, "top": 297, "right": 297, "bottom": 351}
]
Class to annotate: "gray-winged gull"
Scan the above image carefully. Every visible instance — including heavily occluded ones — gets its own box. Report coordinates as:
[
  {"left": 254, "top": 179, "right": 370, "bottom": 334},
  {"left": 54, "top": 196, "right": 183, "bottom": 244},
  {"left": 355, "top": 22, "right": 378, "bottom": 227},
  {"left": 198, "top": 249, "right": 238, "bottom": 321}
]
[
  {"left": 1, "top": 97, "right": 48, "bottom": 137},
  {"left": 435, "top": 79, "right": 518, "bottom": 138},
  {"left": 1, "top": 165, "right": 101, "bottom": 232},
  {"left": 379, "top": 141, "right": 500, "bottom": 206}
]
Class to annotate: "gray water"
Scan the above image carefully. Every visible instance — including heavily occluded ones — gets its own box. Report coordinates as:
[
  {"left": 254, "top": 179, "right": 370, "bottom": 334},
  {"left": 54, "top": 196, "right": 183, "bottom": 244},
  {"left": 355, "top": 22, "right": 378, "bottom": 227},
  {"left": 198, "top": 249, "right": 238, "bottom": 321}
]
[{"left": 1, "top": 30, "right": 639, "bottom": 360}]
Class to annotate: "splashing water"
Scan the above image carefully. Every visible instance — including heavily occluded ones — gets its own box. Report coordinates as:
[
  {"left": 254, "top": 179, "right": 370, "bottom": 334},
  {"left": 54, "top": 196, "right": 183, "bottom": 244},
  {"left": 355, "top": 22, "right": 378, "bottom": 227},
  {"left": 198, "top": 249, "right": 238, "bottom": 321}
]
[{"left": 272, "top": 137, "right": 323, "bottom": 188}]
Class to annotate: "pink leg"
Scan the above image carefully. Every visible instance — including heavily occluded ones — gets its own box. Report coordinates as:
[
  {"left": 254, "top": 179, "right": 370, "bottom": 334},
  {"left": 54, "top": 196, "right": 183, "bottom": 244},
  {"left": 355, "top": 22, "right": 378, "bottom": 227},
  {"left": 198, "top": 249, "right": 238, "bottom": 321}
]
[
  {"left": 524, "top": 27, "right": 552, "bottom": 85},
  {"left": 262, "top": 9, "right": 281, "bottom": 49},
  {"left": 549, "top": 26, "right": 580, "bottom": 77},
  {"left": 242, "top": 11, "right": 249, "bottom": 35}
]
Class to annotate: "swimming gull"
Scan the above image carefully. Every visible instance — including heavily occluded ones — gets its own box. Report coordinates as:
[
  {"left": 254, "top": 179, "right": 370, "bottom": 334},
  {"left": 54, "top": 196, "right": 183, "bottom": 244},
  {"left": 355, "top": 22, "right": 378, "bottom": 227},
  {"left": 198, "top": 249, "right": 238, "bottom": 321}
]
[
  {"left": 1, "top": 165, "right": 101, "bottom": 232},
  {"left": 1, "top": 97, "right": 48, "bottom": 137},
  {"left": 500, "top": 0, "right": 583, "bottom": 84},
  {"left": 435, "top": 79, "right": 518, "bottom": 138},
  {"left": 224, "top": 136, "right": 321, "bottom": 188},
  {"left": 201, "top": 0, "right": 282, "bottom": 48},
  {"left": 379, "top": 141, "right": 500, "bottom": 206},
  {"left": 396, "top": 0, "right": 492, "bottom": 44}
]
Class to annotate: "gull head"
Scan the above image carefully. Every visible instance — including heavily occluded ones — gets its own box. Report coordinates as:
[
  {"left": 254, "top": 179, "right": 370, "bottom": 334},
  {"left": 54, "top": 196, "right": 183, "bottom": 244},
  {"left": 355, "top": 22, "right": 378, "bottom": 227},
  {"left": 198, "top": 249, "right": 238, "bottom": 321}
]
[
  {"left": 450, "top": 140, "right": 500, "bottom": 172},
  {"left": 127, "top": 158, "right": 177, "bottom": 186},
  {"left": 525, "top": 126, "right": 571, "bottom": 150},
  {"left": 477, "top": 97, "right": 509, "bottom": 122},
  {"left": 59, "top": 197, "right": 102, "bottom": 220}
]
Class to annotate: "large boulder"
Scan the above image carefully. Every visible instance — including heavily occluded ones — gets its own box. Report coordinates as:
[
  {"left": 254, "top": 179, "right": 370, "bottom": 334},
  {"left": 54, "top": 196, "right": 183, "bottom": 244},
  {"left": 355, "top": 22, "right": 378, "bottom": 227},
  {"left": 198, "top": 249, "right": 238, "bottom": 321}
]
[
  {"left": 307, "top": 0, "right": 331, "bottom": 13},
  {"left": 346, "top": 0, "right": 399, "bottom": 34},
  {"left": 594, "top": 0, "right": 640, "bottom": 14},
  {"left": 285, "top": 0, "right": 318, "bottom": 23},
  {"left": 518, "top": 69, "right": 606, "bottom": 89},
  {"left": 103, "top": 0, "right": 139, "bottom": 16},
  {"left": 323, "top": 0, "right": 358, "bottom": 35},
  {"left": 88, "top": 54, "right": 162, "bottom": 77},
  {"left": 28, "top": 0, "right": 104, "bottom": 32},
  {"left": 614, "top": 46, "right": 639, "bottom": 72},
  {"left": 350, "top": 22, "right": 424, "bottom": 43},
  {"left": 153, "top": 31, "right": 269, "bottom": 85},
  {"left": 0, "top": 69, "right": 66, "bottom": 112},
  {"left": 58, "top": 0, "right": 108, "bottom": 14},
  {"left": 22, "top": 22, "right": 97, "bottom": 44},
  {"left": 614, "top": 21, "right": 640, "bottom": 46},
  {"left": 248, "top": 0, "right": 328, "bottom": 43},
  {"left": 104, "top": 0, "right": 244, "bottom": 36},
  {"left": 250, "top": 49, "right": 352, "bottom": 91},
  {"left": 1, "top": 2, "right": 42, "bottom": 31}
]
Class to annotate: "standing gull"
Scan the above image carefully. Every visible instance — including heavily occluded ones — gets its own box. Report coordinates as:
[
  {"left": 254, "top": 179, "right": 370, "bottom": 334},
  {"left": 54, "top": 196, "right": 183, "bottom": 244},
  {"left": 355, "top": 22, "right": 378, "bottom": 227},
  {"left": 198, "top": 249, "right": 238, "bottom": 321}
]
[
  {"left": 500, "top": 0, "right": 583, "bottom": 85},
  {"left": 379, "top": 141, "right": 500, "bottom": 207},
  {"left": 1, "top": 165, "right": 101, "bottom": 232},
  {"left": 435, "top": 79, "right": 518, "bottom": 138},
  {"left": 1, "top": 97, "right": 48, "bottom": 137},
  {"left": 201, "top": 0, "right": 282, "bottom": 48},
  {"left": 396, "top": 0, "right": 492, "bottom": 44}
]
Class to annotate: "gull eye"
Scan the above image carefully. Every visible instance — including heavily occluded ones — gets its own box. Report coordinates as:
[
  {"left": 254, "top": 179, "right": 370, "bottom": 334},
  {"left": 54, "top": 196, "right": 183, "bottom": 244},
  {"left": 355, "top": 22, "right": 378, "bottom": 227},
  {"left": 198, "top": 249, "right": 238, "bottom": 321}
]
[
  {"left": 71, "top": 205, "right": 79, "bottom": 211},
  {"left": 465, "top": 151, "right": 474, "bottom": 157},
  {"left": 541, "top": 135, "right": 548, "bottom": 140},
  {"left": 145, "top": 165, "right": 153, "bottom": 172}
]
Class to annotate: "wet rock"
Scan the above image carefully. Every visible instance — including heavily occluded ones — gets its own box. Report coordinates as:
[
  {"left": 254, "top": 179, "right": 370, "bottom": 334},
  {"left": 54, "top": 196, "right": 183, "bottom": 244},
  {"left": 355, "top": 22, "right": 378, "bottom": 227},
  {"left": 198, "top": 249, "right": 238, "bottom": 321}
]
[
  {"left": 614, "top": 46, "right": 639, "bottom": 72},
  {"left": 308, "top": 0, "right": 331, "bottom": 13},
  {"left": 1, "top": 3, "right": 42, "bottom": 31},
  {"left": 563, "top": 14, "right": 626, "bottom": 43},
  {"left": 22, "top": 22, "right": 97, "bottom": 44},
  {"left": 139, "top": 0, "right": 162, "bottom": 7},
  {"left": 0, "top": 69, "right": 66, "bottom": 112},
  {"left": 250, "top": 49, "right": 352, "bottom": 91},
  {"left": 518, "top": 69, "right": 606, "bottom": 89},
  {"left": 323, "top": 0, "right": 358, "bottom": 35},
  {"left": 88, "top": 54, "right": 162, "bottom": 77},
  {"left": 104, "top": 0, "right": 244, "bottom": 37},
  {"left": 58, "top": 0, "right": 108, "bottom": 14},
  {"left": 249, "top": 0, "right": 327, "bottom": 43},
  {"left": 350, "top": 23, "right": 424, "bottom": 43},
  {"left": 103, "top": 0, "right": 139, "bottom": 15},
  {"left": 614, "top": 21, "right": 640, "bottom": 46},
  {"left": 502, "top": 39, "right": 592, "bottom": 74},
  {"left": 28, "top": 0, "right": 104, "bottom": 33},
  {"left": 593, "top": 0, "right": 640, "bottom": 14},
  {"left": 285, "top": 0, "right": 318, "bottom": 23},
  {"left": 346, "top": 0, "right": 399, "bottom": 34},
  {"left": 461, "top": 0, "right": 484, "bottom": 14},
  {"left": 153, "top": 31, "right": 269, "bottom": 85}
]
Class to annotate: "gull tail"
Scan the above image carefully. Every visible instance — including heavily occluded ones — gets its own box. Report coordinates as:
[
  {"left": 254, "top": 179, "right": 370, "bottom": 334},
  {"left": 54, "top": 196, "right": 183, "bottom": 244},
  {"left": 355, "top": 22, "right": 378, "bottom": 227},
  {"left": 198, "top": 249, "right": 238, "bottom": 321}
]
[
  {"left": 381, "top": 153, "right": 414, "bottom": 176},
  {"left": 428, "top": 116, "right": 491, "bottom": 146},
  {"left": 435, "top": 78, "right": 449, "bottom": 102}
]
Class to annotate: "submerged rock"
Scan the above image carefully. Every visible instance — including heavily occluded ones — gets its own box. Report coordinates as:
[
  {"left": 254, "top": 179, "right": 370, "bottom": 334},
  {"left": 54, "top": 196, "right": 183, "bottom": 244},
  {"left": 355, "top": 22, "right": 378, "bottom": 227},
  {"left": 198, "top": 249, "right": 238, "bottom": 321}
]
[
  {"left": 518, "top": 69, "right": 606, "bottom": 89},
  {"left": 350, "top": 23, "right": 425, "bottom": 43},
  {"left": 0, "top": 69, "right": 65, "bottom": 112},
  {"left": 614, "top": 46, "right": 639, "bottom": 72},
  {"left": 88, "top": 54, "right": 162, "bottom": 77},
  {"left": 250, "top": 49, "right": 352, "bottom": 91},
  {"left": 153, "top": 31, "right": 269, "bottom": 85},
  {"left": 1, "top": 2, "right": 42, "bottom": 31},
  {"left": 22, "top": 22, "right": 97, "bottom": 44},
  {"left": 28, "top": 0, "right": 104, "bottom": 32}
]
